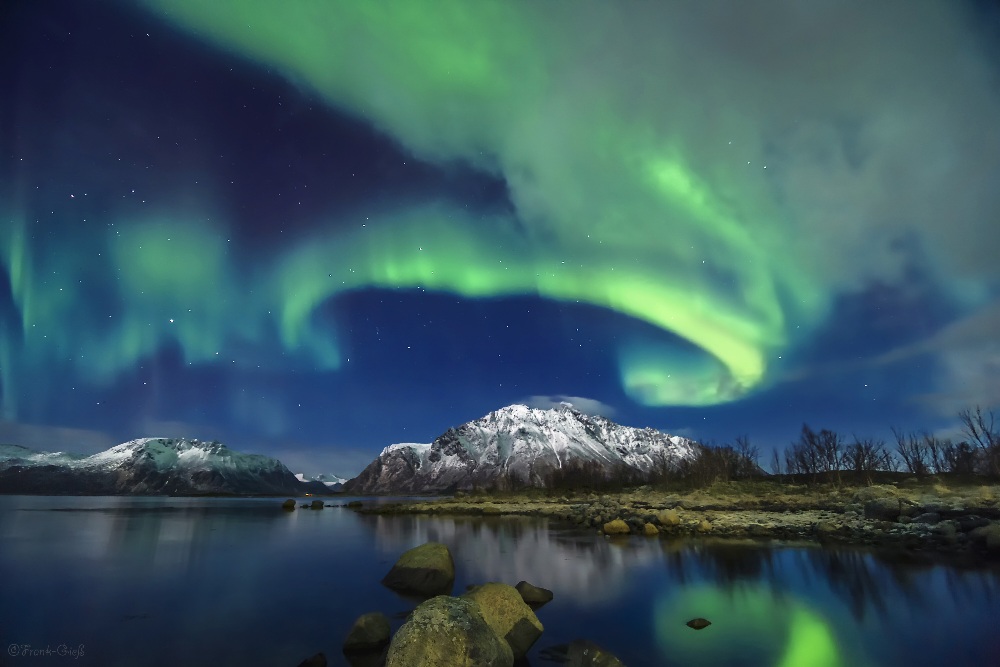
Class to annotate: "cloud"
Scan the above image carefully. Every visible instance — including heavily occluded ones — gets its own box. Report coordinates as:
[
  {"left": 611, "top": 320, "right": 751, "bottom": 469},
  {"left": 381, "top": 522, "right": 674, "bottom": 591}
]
[
  {"left": 870, "top": 301, "right": 1000, "bottom": 415},
  {"left": 5, "top": 0, "right": 997, "bottom": 423},
  {"left": 0, "top": 421, "right": 117, "bottom": 454},
  {"left": 524, "top": 394, "right": 617, "bottom": 417}
]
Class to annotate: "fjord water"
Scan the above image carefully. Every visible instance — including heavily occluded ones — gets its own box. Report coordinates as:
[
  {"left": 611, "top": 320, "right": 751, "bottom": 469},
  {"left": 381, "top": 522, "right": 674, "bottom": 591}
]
[{"left": 1, "top": 497, "right": 998, "bottom": 667}]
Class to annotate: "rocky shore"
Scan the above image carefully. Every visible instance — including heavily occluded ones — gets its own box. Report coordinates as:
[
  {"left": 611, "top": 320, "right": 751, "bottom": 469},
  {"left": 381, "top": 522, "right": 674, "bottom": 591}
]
[
  {"left": 350, "top": 480, "right": 1000, "bottom": 560},
  {"left": 296, "top": 541, "right": 629, "bottom": 667}
]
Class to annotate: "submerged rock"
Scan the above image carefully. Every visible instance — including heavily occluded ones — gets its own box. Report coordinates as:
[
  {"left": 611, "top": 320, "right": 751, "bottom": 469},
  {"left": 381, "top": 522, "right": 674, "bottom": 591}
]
[
  {"left": 386, "top": 595, "right": 513, "bottom": 667},
  {"left": 515, "top": 580, "right": 554, "bottom": 608},
  {"left": 343, "top": 612, "right": 391, "bottom": 653},
  {"left": 381, "top": 542, "right": 455, "bottom": 597},
  {"left": 563, "top": 639, "right": 626, "bottom": 667},
  {"left": 296, "top": 653, "right": 327, "bottom": 667},
  {"left": 462, "top": 582, "right": 544, "bottom": 659},
  {"left": 686, "top": 618, "right": 711, "bottom": 630}
]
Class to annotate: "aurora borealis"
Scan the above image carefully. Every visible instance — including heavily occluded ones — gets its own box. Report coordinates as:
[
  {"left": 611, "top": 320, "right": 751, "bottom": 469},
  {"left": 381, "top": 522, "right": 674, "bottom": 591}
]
[{"left": 2, "top": 1, "right": 999, "bottom": 473}]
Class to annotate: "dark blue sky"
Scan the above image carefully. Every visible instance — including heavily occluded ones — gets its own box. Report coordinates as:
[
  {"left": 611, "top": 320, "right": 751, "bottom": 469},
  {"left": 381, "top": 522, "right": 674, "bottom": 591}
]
[{"left": 2, "top": 1, "right": 998, "bottom": 475}]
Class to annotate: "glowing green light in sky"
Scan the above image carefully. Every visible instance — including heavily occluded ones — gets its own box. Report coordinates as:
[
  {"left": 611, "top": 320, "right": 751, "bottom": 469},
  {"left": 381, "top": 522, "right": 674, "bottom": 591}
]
[{"left": 0, "top": 0, "right": 852, "bottom": 414}]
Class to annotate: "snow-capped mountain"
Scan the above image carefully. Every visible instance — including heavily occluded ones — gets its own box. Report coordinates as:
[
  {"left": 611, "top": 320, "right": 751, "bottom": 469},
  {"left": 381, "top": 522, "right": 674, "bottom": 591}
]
[
  {"left": 0, "top": 438, "right": 323, "bottom": 496},
  {"left": 294, "top": 472, "right": 348, "bottom": 490},
  {"left": 343, "top": 403, "right": 696, "bottom": 494}
]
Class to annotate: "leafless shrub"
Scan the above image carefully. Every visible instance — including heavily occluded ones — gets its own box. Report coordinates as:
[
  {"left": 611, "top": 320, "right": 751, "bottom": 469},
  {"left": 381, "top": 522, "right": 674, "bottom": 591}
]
[
  {"left": 892, "top": 427, "right": 930, "bottom": 476},
  {"left": 844, "top": 437, "right": 893, "bottom": 485},
  {"left": 959, "top": 406, "right": 1000, "bottom": 477}
]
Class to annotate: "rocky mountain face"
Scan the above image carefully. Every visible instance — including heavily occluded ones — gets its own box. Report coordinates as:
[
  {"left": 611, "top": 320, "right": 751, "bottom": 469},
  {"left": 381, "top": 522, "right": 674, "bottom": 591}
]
[
  {"left": 344, "top": 403, "right": 696, "bottom": 494},
  {"left": 0, "top": 438, "right": 325, "bottom": 496}
]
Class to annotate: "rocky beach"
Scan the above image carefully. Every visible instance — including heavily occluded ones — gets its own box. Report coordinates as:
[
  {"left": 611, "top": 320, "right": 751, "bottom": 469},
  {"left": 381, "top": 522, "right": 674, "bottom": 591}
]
[{"left": 348, "top": 479, "right": 1000, "bottom": 561}]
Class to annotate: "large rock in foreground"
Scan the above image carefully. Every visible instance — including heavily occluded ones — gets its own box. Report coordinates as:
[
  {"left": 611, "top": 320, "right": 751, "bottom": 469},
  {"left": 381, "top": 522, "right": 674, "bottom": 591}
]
[
  {"left": 462, "top": 583, "right": 544, "bottom": 659},
  {"left": 381, "top": 542, "right": 455, "bottom": 597},
  {"left": 386, "top": 596, "right": 513, "bottom": 667}
]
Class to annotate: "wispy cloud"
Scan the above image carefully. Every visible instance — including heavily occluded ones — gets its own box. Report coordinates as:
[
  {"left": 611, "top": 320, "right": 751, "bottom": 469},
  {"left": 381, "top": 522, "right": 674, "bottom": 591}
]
[
  {"left": 523, "top": 394, "right": 617, "bottom": 417},
  {"left": 0, "top": 421, "right": 117, "bottom": 454}
]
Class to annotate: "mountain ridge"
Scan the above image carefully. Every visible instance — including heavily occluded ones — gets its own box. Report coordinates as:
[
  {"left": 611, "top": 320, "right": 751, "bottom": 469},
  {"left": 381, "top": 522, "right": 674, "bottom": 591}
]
[
  {"left": 344, "top": 403, "right": 696, "bottom": 494},
  {"left": 0, "top": 437, "right": 327, "bottom": 496}
]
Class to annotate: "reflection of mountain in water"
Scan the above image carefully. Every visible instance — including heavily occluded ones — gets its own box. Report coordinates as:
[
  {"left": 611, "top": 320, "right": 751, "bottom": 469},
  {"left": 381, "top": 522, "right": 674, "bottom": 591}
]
[
  {"left": 366, "top": 514, "right": 1000, "bottom": 625},
  {"left": 366, "top": 514, "right": 663, "bottom": 605}
]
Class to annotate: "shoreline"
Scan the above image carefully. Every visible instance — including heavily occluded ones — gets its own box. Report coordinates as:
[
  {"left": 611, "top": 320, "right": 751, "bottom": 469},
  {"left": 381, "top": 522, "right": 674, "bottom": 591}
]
[{"left": 351, "top": 480, "right": 1000, "bottom": 563}]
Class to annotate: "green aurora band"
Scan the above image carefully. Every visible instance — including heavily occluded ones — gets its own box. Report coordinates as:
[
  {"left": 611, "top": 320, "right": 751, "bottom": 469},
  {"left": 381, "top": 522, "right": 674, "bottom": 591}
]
[{"left": 2, "top": 0, "right": 852, "bottom": 415}]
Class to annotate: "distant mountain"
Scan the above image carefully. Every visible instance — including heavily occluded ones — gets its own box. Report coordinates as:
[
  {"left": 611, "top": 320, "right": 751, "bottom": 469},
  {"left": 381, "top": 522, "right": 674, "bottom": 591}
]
[
  {"left": 294, "top": 472, "right": 347, "bottom": 491},
  {"left": 0, "top": 438, "right": 326, "bottom": 496},
  {"left": 344, "top": 403, "right": 696, "bottom": 494}
]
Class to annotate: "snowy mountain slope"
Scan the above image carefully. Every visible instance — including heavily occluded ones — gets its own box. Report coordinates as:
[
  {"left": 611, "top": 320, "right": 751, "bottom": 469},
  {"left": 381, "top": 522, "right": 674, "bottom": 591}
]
[
  {"left": 0, "top": 438, "right": 317, "bottom": 496},
  {"left": 294, "top": 472, "right": 348, "bottom": 490},
  {"left": 344, "top": 403, "right": 696, "bottom": 494}
]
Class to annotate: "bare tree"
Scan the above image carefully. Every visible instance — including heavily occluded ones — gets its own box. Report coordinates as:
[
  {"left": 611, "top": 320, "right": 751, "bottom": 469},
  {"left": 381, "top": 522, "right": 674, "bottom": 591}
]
[
  {"left": 942, "top": 440, "right": 977, "bottom": 475},
  {"left": 892, "top": 427, "right": 929, "bottom": 476},
  {"left": 733, "top": 435, "right": 761, "bottom": 478},
  {"left": 958, "top": 406, "right": 1000, "bottom": 477},
  {"left": 845, "top": 437, "right": 892, "bottom": 485},
  {"left": 922, "top": 432, "right": 944, "bottom": 475},
  {"left": 770, "top": 448, "right": 783, "bottom": 476},
  {"left": 784, "top": 425, "right": 843, "bottom": 484}
]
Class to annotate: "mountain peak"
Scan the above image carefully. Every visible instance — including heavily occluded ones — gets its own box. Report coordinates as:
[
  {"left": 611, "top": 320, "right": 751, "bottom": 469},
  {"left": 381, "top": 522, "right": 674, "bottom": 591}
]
[{"left": 345, "top": 404, "right": 695, "bottom": 494}]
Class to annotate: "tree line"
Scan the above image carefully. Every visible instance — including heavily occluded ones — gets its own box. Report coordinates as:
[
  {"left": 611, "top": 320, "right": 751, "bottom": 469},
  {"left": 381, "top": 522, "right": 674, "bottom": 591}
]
[{"left": 536, "top": 405, "right": 1000, "bottom": 491}]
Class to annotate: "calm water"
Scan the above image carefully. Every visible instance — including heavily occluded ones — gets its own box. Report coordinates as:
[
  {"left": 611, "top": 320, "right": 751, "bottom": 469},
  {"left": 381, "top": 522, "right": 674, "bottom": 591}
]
[{"left": 0, "top": 496, "right": 998, "bottom": 667}]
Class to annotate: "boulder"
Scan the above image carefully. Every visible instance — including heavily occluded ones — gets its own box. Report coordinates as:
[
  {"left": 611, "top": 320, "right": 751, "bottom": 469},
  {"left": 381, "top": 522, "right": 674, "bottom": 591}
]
[
  {"left": 385, "top": 595, "right": 513, "bottom": 667},
  {"left": 515, "top": 581, "right": 553, "bottom": 608},
  {"left": 642, "top": 522, "right": 659, "bottom": 536},
  {"left": 282, "top": 498, "right": 296, "bottom": 510},
  {"left": 381, "top": 542, "right": 455, "bottom": 597},
  {"left": 970, "top": 524, "right": 1000, "bottom": 552},
  {"left": 462, "top": 582, "right": 544, "bottom": 659},
  {"left": 310, "top": 499, "right": 324, "bottom": 509},
  {"left": 656, "top": 509, "right": 680, "bottom": 527},
  {"left": 602, "top": 519, "right": 630, "bottom": 535},
  {"left": 864, "top": 498, "right": 903, "bottom": 521},
  {"left": 686, "top": 618, "right": 711, "bottom": 630},
  {"left": 343, "top": 612, "right": 391, "bottom": 653},
  {"left": 296, "top": 653, "right": 327, "bottom": 667},
  {"left": 696, "top": 519, "right": 713, "bottom": 533}
]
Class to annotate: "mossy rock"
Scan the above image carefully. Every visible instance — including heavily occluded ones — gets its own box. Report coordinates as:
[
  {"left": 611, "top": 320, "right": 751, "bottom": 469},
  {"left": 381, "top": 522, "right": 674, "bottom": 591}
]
[
  {"left": 602, "top": 518, "right": 630, "bottom": 535},
  {"left": 381, "top": 542, "right": 455, "bottom": 597},
  {"left": 385, "top": 595, "right": 513, "bottom": 667},
  {"left": 343, "top": 612, "right": 391, "bottom": 653},
  {"left": 514, "top": 580, "right": 553, "bottom": 609},
  {"left": 462, "top": 582, "right": 543, "bottom": 659},
  {"left": 642, "top": 522, "right": 659, "bottom": 536},
  {"left": 656, "top": 509, "right": 680, "bottom": 527}
]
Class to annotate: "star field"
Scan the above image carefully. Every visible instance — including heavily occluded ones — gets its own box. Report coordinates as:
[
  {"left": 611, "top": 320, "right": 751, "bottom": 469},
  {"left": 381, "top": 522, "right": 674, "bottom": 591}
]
[{"left": 1, "top": 1, "right": 998, "bottom": 474}]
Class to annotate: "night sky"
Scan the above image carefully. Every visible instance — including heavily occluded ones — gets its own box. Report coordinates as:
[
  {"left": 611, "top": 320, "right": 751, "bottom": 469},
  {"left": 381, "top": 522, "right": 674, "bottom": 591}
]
[{"left": 2, "top": 1, "right": 999, "bottom": 476}]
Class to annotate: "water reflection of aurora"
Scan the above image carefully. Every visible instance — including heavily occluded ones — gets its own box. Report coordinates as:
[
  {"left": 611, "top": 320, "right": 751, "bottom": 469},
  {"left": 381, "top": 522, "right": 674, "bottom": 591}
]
[{"left": 654, "top": 584, "right": 867, "bottom": 667}]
